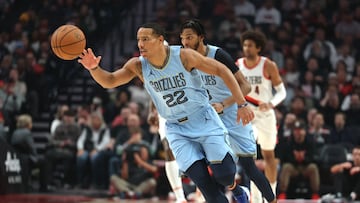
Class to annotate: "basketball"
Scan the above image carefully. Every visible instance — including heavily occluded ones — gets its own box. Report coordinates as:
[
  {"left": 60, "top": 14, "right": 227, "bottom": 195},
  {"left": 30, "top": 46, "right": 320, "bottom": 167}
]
[{"left": 50, "top": 25, "right": 86, "bottom": 60}]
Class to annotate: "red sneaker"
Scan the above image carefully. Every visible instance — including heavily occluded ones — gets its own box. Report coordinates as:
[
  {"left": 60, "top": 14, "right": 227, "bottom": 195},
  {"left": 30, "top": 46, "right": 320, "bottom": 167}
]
[
  {"left": 312, "top": 193, "right": 320, "bottom": 200},
  {"left": 278, "top": 193, "right": 287, "bottom": 200}
]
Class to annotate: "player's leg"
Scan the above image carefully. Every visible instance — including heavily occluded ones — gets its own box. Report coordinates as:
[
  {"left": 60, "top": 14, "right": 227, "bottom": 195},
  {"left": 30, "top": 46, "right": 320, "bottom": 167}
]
[
  {"left": 240, "top": 157, "right": 276, "bottom": 203},
  {"left": 163, "top": 139, "right": 187, "bottom": 203},
  {"left": 255, "top": 110, "right": 278, "bottom": 198},
  {"left": 185, "top": 159, "right": 229, "bottom": 203},
  {"left": 226, "top": 122, "right": 274, "bottom": 203},
  {"left": 158, "top": 115, "right": 187, "bottom": 202}
]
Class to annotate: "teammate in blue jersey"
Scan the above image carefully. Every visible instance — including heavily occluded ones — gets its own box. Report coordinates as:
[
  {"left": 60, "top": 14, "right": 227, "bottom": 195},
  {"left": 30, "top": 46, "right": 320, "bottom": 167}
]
[
  {"left": 78, "top": 23, "right": 254, "bottom": 203},
  {"left": 180, "top": 19, "right": 276, "bottom": 203}
]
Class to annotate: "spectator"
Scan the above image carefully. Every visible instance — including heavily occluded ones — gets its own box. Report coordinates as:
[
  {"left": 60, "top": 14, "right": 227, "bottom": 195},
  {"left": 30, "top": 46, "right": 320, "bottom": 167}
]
[
  {"left": 334, "top": 11, "right": 360, "bottom": 42},
  {"left": 319, "top": 84, "right": 342, "bottom": 126},
  {"left": 76, "top": 112, "right": 113, "bottom": 189},
  {"left": 344, "top": 92, "right": 360, "bottom": 127},
  {"left": 288, "top": 96, "right": 307, "bottom": 121},
  {"left": 276, "top": 112, "right": 296, "bottom": 159},
  {"left": 103, "top": 88, "right": 131, "bottom": 125},
  {"left": 341, "top": 82, "right": 360, "bottom": 111},
  {"left": 264, "top": 39, "right": 284, "bottom": 69},
  {"left": 334, "top": 60, "right": 353, "bottom": 97},
  {"left": 109, "top": 113, "right": 151, "bottom": 178},
  {"left": 255, "top": 0, "right": 281, "bottom": 31},
  {"left": 331, "top": 146, "right": 360, "bottom": 200},
  {"left": 110, "top": 127, "right": 157, "bottom": 199},
  {"left": 299, "top": 70, "right": 322, "bottom": 108},
  {"left": 303, "top": 27, "right": 336, "bottom": 67},
  {"left": 42, "top": 109, "right": 80, "bottom": 191},
  {"left": 329, "top": 112, "right": 354, "bottom": 150},
  {"left": 10, "top": 114, "right": 37, "bottom": 190},
  {"left": 331, "top": 44, "right": 356, "bottom": 74},
  {"left": 50, "top": 104, "right": 69, "bottom": 135},
  {"left": 111, "top": 106, "right": 131, "bottom": 129},
  {"left": 278, "top": 120, "right": 320, "bottom": 200},
  {"left": 305, "top": 57, "right": 327, "bottom": 87},
  {"left": 234, "top": 0, "right": 256, "bottom": 20},
  {"left": 308, "top": 112, "right": 331, "bottom": 157}
]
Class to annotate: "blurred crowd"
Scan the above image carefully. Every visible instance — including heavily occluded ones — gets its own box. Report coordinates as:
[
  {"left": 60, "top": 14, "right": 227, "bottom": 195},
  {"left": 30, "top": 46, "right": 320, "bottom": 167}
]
[{"left": 0, "top": 0, "right": 360, "bottom": 201}]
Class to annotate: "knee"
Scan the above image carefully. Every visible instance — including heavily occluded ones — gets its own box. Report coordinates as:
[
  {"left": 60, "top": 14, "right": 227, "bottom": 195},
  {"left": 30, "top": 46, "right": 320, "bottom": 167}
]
[
  {"left": 280, "top": 163, "right": 294, "bottom": 175},
  {"left": 211, "top": 153, "right": 236, "bottom": 186},
  {"left": 307, "top": 163, "right": 319, "bottom": 174},
  {"left": 261, "top": 150, "right": 275, "bottom": 161},
  {"left": 77, "top": 152, "right": 88, "bottom": 162}
]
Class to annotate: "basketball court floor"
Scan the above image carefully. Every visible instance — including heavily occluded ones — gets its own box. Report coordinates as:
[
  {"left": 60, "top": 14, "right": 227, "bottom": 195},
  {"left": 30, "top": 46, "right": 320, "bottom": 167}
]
[{"left": 0, "top": 194, "right": 326, "bottom": 203}]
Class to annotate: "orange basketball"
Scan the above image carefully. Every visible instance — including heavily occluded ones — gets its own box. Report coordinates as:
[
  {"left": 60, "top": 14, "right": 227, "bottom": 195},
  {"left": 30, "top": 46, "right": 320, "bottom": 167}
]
[{"left": 50, "top": 25, "right": 86, "bottom": 60}]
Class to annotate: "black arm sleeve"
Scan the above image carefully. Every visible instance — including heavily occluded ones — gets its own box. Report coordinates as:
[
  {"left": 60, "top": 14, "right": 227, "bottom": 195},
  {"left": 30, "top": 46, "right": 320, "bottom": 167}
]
[{"left": 214, "top": 48, "right": 239, "bottom": 74}]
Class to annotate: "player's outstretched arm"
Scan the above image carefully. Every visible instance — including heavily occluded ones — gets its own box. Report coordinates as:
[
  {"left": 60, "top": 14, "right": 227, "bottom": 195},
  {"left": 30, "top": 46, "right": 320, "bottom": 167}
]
[{"left": 78, "top": 48, "right": 138, "bottom": 88}]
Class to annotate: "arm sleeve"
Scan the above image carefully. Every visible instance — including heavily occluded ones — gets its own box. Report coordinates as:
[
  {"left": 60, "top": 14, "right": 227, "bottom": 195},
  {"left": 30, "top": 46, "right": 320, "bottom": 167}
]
[
  {"left": 270, "top": 82, "right": 286, "bottom": 107},
  {"left": 214, "top": 48, "right": 239, "bottom": 74}
]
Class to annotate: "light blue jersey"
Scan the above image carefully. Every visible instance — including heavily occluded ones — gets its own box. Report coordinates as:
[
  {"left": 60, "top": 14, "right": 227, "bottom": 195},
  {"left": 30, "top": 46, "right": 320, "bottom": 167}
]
[
  {"left": 200, "top": 45, "right": 257, "bottom": 158},
  {"left": 141, "top": 46, "right": 233, "bottom": 171},
  {"left": 141, "top": 46, "right": 208, "bottom": 121}
]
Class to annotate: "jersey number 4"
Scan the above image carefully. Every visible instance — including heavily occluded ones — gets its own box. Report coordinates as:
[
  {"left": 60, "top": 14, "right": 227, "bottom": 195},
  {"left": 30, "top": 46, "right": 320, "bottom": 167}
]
[
  {"left": 163, "top": 90, "right": 188, "bottom": 107},
  {"left": 255, "top": 86, "right": 260, "bottom": 94}
]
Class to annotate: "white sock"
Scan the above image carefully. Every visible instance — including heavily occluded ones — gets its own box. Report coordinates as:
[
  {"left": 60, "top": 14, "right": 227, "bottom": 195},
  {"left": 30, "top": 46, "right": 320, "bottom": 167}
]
[
  {"left": 270, "top": 181, "right": 277, "bottom": 197},
  {"left": 250, "top": 181, "right": 263, "bottom": 203},
  {"left": 165, "top": 160, "right": 186, "bottom": 201}
]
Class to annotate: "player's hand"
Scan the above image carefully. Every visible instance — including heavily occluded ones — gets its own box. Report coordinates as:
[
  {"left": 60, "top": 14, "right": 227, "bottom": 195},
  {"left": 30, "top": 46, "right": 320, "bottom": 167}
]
[
  {"left": 78, "top": 48, "right": 102, "bottom": 70},
  {"left": 147, "top": 112, "right": 159, "bottom": 126},
  {"left": 259, "top": 102, "right": 273, "bottom": 112},
  {"left": 211, "top": 102, "right": 224, "bottom": 113},
  {"left": 237, "top": 105, "right": 254, "bottom": 125}
]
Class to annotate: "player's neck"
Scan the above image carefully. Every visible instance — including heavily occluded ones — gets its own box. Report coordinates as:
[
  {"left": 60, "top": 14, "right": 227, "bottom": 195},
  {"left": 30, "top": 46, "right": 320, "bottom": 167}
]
[
  {"left": 149, "top": 45, "right": 169, "bottom": 69},
  {"left": 245, "top": 55, "right": 260, "bottom": 66},
  {"left": 198, "top": 44, "right": 208, "bottom": 56}
]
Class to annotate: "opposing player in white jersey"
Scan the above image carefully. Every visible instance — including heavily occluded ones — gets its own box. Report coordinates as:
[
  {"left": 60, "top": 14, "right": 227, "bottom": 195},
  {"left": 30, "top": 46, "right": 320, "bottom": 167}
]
[{"left": 236, "top": 30, "right": 286, "bottom": 202}]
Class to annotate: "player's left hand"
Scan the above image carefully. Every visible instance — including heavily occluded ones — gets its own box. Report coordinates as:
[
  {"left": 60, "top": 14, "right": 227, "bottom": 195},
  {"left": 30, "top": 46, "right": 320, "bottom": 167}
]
[
  {"left": 211, "top": 102, "right": 223, "bottom": 113},
  {"left": 237, "top": 105, "right": 254, "bottom": 126}
]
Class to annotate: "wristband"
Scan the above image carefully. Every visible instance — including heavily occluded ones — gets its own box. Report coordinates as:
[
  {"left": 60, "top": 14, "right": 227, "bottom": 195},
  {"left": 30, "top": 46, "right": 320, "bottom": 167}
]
[{"left": 237, "top": 102, "right": 248, "bottom": 109}]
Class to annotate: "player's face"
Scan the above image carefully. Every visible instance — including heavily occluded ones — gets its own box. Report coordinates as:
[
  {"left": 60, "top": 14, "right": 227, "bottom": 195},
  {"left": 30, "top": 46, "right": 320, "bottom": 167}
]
[
  {"left": 242, "top": 39, "right": 261, "bottom": 58},
  {"left": 180, "top": 28, "right": 202, "bottom": 51},
  {"left": 137, "top": 28, "right": 162, "bottom": 58}
]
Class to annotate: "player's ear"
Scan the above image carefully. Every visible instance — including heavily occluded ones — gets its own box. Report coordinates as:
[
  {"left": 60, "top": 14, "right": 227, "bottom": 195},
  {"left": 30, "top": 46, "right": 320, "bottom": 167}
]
[{"left": 159, "top": 35, "right": 164, "bottom": 43}]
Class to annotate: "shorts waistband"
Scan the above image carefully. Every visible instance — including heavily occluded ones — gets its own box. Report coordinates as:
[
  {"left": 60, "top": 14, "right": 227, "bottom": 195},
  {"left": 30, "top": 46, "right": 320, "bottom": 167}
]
[{"left": 167, "top": 105, "right": 207, "bottom": 124}]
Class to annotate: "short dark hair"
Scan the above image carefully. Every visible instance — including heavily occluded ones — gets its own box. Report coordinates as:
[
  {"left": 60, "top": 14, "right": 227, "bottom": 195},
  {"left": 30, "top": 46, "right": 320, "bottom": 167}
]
[
  {"left": 139, "top": 22, "right": 166, "bottom": 38},
  {"left": 180, "top": 19, "right": 206, "bottom": 36},
  {"left": 240, "top": 30, "right": 267, "bottom": 52}
]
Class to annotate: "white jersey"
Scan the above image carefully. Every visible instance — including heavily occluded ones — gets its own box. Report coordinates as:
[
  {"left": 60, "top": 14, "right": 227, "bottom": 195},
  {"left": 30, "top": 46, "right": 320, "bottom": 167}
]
[{"left": 237, "top": 56, "right": 273, "bottom": 103}]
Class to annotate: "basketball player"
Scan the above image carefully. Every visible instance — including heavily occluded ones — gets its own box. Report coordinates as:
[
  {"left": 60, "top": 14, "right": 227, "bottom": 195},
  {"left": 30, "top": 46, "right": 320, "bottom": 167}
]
[
  {"left": 236, "top": 30, "right": 286, "bottom": 202},
  {"left": 78, "top": 23, "right": 254, "bottom": 203},
  {"left": 180, "top": 19, "right": 276, "bottom": 203}
]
